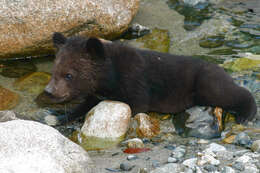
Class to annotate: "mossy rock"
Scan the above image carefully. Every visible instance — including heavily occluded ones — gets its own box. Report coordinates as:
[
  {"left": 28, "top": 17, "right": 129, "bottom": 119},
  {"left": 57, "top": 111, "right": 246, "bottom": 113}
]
[
  {"left": 70, "top": 131, "right": 125, "bottom": 151},
  {"left": 14, "top": 72, "right": 51, "bottom": 95},
  {"left": 136, "top": 28, "right": 170, "bottom": 53},
  {"left": 0, "top": 86, "right": 19, "bottom": 110},
  {"left": 223, "top": 57, "right": 260, "bottom": 72},
  {"left": 199, "top": 35, "right": 225, "bottom": 48}
]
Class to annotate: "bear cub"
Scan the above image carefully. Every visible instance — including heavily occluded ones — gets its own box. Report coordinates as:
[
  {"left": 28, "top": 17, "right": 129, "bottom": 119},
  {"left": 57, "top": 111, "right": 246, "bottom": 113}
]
[{"left": 45, "top": 32, "right": 257, "bottom": 124}]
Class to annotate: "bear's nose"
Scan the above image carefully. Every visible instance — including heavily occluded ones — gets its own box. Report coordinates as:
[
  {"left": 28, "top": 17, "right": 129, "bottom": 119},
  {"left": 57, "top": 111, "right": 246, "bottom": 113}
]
[{"left": 45, "top": 84, "right": 53, "bottom": 94}]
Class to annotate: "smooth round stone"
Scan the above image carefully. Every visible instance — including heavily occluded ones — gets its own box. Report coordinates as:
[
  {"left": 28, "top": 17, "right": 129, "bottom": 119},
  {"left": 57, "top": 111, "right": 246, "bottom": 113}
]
[
  {"left": 127, "top": 155, "right": 138, "bottom": 161},
  {"left": 251, "top": 140, "right": 260, "bottom": 152},
  {"left": 232, "top": 162, "right": 245, "bottom": 171},
  {"left": 222, "top": 166, "right": 235, "bottom": 173},
  {"left": 120, "top": 163, "right": 134, "bottom": 171},
  {"left": 234, "top": 132, "right": 252, "bottom": 148},
  {"left": 203, "top": 164, "right": 217, "bottom": 172},
  {"left": 168, "top": 157, "right": 178, "bottom": 163},
  {"left": 152, "top": 160, "right": 160, "bottom": 168}
]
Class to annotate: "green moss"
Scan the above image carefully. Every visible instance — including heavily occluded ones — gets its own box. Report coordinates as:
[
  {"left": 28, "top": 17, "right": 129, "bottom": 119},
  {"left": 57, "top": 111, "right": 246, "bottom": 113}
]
[
  {"left": 229, "top": 17, "right": 244, "bottom": 27},
  {"left": 208, "top": 48, "right": 237, "bottom": 55},
  {"left": 136, "top": 28, "right": 170, "bottom": 53},
  {"left": 70, "top": 131, "right": 125, "bottom": 151},
  {"left": 223, "top": 58, "right": 260, "bottom": 72},
  {"left": 193, "top": 55, "right": 224, "bottom": 64}
]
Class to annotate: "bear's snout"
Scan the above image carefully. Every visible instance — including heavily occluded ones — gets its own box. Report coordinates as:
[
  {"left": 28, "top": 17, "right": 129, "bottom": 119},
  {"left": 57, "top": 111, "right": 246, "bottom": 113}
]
[{"left": 45, "top": 83, "right": 54, "bottom": 95}]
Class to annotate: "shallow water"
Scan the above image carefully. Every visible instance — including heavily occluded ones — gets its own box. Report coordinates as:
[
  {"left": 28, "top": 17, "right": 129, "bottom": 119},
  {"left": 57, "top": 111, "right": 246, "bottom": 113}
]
[{"left": 0, "top": 0, "right": 259, "bottom": 131}]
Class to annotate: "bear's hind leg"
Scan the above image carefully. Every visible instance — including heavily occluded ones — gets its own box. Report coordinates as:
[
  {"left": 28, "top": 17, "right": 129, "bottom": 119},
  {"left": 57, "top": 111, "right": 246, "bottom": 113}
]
[{"left": 194, "top": 70, "right": 257, "bottom": 124}]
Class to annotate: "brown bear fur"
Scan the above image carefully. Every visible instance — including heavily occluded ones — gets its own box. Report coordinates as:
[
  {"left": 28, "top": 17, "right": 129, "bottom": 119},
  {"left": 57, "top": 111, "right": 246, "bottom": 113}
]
[{"left": 45, "top": 32, "right": 257, "bottom": 124}]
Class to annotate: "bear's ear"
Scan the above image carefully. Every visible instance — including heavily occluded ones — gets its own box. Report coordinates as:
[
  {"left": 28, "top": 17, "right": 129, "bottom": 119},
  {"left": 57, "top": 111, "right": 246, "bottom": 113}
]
[
  {"left": 85, "top": 37, "right": 105, "bottom": 60},
  {"left": 52, "top": 32, "right": 67, "bottom": 49}
]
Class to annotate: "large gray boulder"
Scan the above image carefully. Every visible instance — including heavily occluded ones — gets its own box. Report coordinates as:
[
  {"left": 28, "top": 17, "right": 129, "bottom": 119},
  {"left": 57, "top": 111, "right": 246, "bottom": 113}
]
[
  {"left": 0, "top": 120, "right": 93, "bottom": 173},
  {"left": 0, "top": 0, "right": 139, "bottom": 59}
]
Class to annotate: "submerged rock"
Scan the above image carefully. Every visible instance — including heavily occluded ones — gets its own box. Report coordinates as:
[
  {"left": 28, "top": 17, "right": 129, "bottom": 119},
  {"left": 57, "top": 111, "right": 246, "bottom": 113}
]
[
  {"left": 0, "top": 86, "right": 19, "bottom": 110},
  {"left": 223, "top": 57, "right": 260, "bottom": 72},
  {"left": 173, "top": 106, "right": 221, "bottom": 139},
  {"left": 0, "top": 0, "right": 139, "bottom": 59},
  {"left": 0, "top": 60, "right": 37, "bottom": 78},
  {"left": 199, "top": 35, "right": 225, "bottom": 48},
  {"left": 78, "top": 101, "right": 131, "bottom": 150},
  {"left": 135, "top": 28, "right": 170, "bottom": 53},
  {"left": 167, "top": 0, "right": 213, "bottom": 31},
  {"left": 13, "top": 72, "right": 51, "bottom": 95},
  {"left": 0, "top": 120, "right": 93, "bottom": 172}
]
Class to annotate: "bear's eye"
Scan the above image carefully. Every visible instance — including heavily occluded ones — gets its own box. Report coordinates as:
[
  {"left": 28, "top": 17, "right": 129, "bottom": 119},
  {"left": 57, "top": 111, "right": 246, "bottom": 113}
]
[{"left": 65, "top": 73, "right": 73, "bottom": 81}]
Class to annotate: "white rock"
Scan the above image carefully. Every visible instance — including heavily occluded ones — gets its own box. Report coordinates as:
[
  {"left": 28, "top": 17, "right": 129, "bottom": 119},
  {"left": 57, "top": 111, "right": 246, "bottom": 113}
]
[
  {"left": 150, "top": 163, "right": 183, "bottom": 173},
  {"left": 0, "top": 120, "right": 93, "bottom": 173},
  {"left": 197, "top": 152, "right": 220, "bottom": 166},
  {"left": 168, "top": 157, "right": 178, "bottom": 163},
  {"left": 205, "top": 143, "right": 226, "bottom": 153},
  {"left": 81, "top": 100, "right": 131, "bottom": 138},
  {"left": 244, "top": 163, "right": 259, "bottom": 173},
  {"left": 236, "top": 155, "right": 253, "bottom": 163},
  {"left": 183, "top": 0, "right": 206, "bottom": 6},
  {"left": 215, "top": 150, "right": 233, "bottom": 161},
  {"left": 222, "top": 166, "right": 235, "bottom": 173},
  {"left": 0, "top": 111, "right": 18, "bottom": 122},
  {"left": 182, "top": 158, "right": 197, "bottom": 169},
  {"left": 198, "top": 139, "right": 209, "bottom": 144}
]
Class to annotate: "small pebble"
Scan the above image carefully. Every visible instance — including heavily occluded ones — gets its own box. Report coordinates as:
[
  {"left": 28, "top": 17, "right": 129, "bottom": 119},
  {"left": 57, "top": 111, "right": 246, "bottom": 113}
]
[
  {"left": 205, "top": 143, "right": 226, "bottom": 153},
  {"left": 171, "top": 146, "right": 186, "bottom": 159},
  {"left": 222, "top": 166, "right": 235, "bottom": 173},
  {"left": 127, "top": 155, "right": 138, "bottom": 161},
  {"left": 138, "top": 168, "right": 148, "bottom": 173},
  {"left": 105, "top": 168, "right": 122, "bottom": 172},
  {"left": 251, "top": 140, "right": 260, "bottom": 152},
  {"left": 203, "top": 164, "right": 217, "bottom": 172},
  {"left": 234, "top": 132, "right": 252, "bottom": 148},
  {"left": 120, "top": 163, "right": 134, "bottom": 171},
  {"left": 188, "top": 140, "right": 197, "bottom": 145},
  {"left": 164, "top": 145, "right": 176, "bottom": 150},
  {"left": 152, "top": 160, "right": 160, "bottom": 168},
  {"left": 198, "top": 139, "right": 209, "bottom": 144},
  {"left": 182, "top": 158, "right": 197, "bottom": 169},
  {"left": 167, "top": 157, "right": 178, "bottom": 163},
  {"left": 112, "top": 152, "right": 119, "bottom": 156},
  {"left": 216, "top": 150, "right": 233, "bottom": 161},
  {"left": 232, "top": 162, "right": 245, "bottom": 171}
]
